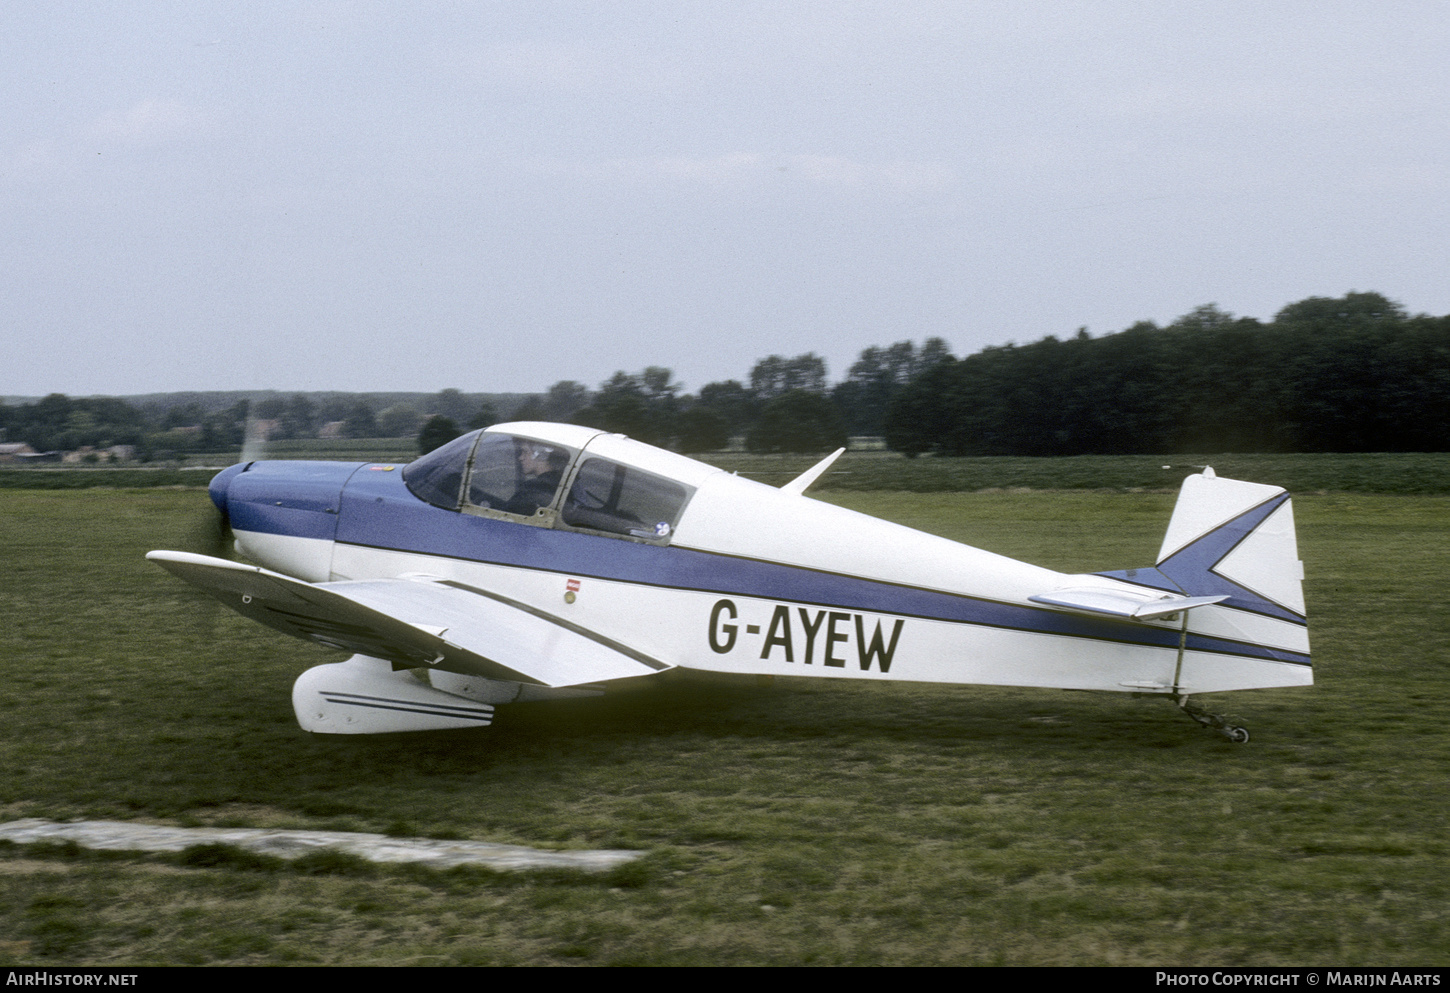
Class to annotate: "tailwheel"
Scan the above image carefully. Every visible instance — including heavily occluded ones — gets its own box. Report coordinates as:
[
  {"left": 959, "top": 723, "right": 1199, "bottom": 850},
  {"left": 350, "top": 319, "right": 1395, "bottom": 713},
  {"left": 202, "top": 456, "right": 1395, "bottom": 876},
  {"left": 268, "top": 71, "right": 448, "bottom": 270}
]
[{"left": 1174, "top": 694, "right": 1250, "bottom": 744}]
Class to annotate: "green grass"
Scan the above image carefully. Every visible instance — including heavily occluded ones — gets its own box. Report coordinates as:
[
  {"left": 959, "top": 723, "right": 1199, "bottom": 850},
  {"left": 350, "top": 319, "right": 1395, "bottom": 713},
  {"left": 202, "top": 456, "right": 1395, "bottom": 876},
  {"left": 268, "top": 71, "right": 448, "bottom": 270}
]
[
  {"left": 0, "top": 467, "right": 221, "bottom": 490},
  {"left": 0, "top": 484, "right": 1446, "bottom": 965}
]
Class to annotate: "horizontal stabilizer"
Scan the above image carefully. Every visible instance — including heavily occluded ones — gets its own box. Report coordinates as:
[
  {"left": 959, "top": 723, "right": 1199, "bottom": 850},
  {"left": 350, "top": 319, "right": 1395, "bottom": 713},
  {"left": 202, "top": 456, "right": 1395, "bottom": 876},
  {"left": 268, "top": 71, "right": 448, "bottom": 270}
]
[
  {"left": 1029, "top": 587, "right": 1227, "bottom": 621},
  {"left": 147, "top": 550, "right": 671, "bottom": 687}
]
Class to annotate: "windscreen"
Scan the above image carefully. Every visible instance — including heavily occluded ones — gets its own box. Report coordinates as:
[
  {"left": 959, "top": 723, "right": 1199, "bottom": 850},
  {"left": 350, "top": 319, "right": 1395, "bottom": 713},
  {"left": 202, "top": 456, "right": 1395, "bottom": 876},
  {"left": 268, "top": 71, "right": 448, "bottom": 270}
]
[{"left": 401, "top": 430, "right": 480, "bottom": 510}]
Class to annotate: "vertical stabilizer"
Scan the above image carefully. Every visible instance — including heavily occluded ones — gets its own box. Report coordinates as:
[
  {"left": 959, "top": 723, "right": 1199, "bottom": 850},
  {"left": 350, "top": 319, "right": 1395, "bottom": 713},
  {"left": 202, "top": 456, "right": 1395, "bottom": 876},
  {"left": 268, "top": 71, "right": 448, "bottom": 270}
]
[
  {"left": 1099, "top": 469, "right": 1311, "bottom": 694},
  {"left": 1153, "top": 470, "right": 1306, "bottom": 620}
]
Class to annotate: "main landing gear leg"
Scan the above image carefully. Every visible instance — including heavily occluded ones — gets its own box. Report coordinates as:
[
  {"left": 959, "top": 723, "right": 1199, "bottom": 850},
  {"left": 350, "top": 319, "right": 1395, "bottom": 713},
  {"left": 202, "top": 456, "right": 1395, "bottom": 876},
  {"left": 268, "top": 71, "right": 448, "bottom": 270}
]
[{"left": 1174, "top": 694, "right": 1250, "bottom": 744}]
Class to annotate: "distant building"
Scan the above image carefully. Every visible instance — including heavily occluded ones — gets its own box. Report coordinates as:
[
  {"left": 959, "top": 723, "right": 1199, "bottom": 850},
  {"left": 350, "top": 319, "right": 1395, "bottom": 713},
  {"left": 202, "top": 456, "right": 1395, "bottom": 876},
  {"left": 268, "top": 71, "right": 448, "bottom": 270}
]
[
  {"left": 63, "top": 446, "right": 104, "bottom": 464},
  {"left": 0, "top": 442, "right": 36, "bottom": 463}
]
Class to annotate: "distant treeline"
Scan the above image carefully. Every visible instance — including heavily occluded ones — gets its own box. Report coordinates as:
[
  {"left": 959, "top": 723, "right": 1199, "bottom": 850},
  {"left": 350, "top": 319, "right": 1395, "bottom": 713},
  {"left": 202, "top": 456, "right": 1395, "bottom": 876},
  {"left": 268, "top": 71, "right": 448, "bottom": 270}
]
[
  {"left": 0, "top": 389, "right": 522, "bottom": 458},
  {"left": 4, "top": 291, "right": 1446, "bottom": 458},
  {"left": 883, "top": 293, "right": 1449, "bottom": 455},
  {"left": 509, "top": 291, "right": 1450, "bottom": 456}
]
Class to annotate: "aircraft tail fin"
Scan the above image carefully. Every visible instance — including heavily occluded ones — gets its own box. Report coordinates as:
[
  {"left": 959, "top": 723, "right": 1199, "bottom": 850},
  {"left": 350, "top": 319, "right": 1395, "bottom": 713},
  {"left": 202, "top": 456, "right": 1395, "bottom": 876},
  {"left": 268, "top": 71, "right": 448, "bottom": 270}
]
[
  {"left": 1094, "top": 468, "right": 1310, "bottom": 694},
  {"left": 1100, "top": 467, "right": 1306, "bottom": 621}
]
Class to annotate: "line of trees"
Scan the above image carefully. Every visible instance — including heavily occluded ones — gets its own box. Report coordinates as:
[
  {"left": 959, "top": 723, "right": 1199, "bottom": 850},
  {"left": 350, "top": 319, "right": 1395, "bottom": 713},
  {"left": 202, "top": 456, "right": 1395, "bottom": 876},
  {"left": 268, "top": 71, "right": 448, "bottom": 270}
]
[
  {"left": 884, "top": 293, "right": 1449, "bottom": 455},
  {"left": 501, "top": 342, "right": 955, "bottom": 455},
  {"left": 0, "top": 389, "right": 505, "bottom": 458},
  {"left": 6, "top": 291, "right": 1445, "bottom": 459},
  {"left": 502, "top": 292, "right": 1446, "bottom": 456}
]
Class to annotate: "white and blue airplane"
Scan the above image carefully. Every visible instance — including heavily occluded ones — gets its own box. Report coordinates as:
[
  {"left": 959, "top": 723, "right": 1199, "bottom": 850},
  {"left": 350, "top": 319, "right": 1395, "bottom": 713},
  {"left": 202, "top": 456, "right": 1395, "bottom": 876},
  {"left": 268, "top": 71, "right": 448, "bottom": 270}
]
[{"left": 148, "top": 422, "right": 1311, "bottom": 741}]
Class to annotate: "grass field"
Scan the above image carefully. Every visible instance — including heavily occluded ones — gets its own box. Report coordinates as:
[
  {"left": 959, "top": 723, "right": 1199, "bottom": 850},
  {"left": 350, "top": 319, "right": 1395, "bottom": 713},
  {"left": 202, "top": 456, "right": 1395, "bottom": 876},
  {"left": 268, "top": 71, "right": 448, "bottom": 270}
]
[{"left": 0, "top": 484, "right": 1446, "bottom": 965}]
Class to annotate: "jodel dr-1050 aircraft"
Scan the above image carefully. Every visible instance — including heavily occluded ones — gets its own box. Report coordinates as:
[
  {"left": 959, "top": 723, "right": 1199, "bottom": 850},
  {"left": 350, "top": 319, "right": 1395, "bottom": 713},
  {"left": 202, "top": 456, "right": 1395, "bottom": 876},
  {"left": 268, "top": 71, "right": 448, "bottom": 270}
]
[{"left": 149, "top": 421, "right": 1311, "bottom": 742}]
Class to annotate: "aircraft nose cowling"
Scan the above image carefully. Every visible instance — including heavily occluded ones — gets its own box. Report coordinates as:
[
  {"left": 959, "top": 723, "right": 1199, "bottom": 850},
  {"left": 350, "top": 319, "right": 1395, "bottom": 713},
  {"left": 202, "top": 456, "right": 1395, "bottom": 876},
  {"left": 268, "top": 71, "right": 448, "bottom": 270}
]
[
  {"left": 224, "top": 460, "right": 367, "bottom": 542},
  {"left": 209, "top": 462, "right": 249, "bottom": 516}
]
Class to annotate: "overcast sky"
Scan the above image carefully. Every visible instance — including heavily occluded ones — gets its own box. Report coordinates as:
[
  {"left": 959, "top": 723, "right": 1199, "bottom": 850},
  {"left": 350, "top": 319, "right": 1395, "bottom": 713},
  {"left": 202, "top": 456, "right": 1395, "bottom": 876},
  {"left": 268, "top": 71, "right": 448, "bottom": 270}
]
[{"left": 4, "top": 1, "right": 1447, "bottom": 398}]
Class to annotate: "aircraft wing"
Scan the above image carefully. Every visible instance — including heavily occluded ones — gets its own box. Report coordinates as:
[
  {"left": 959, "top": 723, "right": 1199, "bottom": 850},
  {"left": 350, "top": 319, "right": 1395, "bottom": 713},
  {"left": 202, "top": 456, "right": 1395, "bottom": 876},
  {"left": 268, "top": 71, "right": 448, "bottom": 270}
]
[{"left": 146, "top": 551, "right": 671, "bottom": 687}]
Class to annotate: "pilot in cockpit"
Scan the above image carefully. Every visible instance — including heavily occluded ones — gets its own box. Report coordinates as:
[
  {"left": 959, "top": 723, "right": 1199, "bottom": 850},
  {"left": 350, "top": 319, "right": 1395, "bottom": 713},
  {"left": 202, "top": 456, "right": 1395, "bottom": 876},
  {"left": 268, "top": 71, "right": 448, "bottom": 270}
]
[{"left": 504, "top": 441, "right": 566, "bottom": 516}]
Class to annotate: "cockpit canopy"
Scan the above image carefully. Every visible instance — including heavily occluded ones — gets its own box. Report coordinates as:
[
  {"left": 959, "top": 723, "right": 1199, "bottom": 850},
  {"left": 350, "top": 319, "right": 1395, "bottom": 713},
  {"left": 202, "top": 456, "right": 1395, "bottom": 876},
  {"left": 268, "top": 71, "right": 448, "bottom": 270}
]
[{"left": 402, "top": 425, "right": 695, "bottom": 544}]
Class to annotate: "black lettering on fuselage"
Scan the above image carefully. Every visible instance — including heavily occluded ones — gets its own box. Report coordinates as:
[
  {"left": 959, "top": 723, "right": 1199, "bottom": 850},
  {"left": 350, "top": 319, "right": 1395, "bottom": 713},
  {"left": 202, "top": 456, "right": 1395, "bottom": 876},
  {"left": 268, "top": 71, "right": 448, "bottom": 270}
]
[
  {"left": 824, "top": 611, "right": 851, "bottom": 667},
  {"left": 708, "top": 599, "right": 737, "bottom": 654},
  {"left": 855, "top": 615, "right": 904, "bottom": 673},
  {"left": 798, "top": 608, "right": 825, "bottom": 664},
  {"left": 706, "top": 599, "right": 905, "bottom": 673},
  {"left": 760, "top": 604, "right": 794, "bottom": 661}
]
